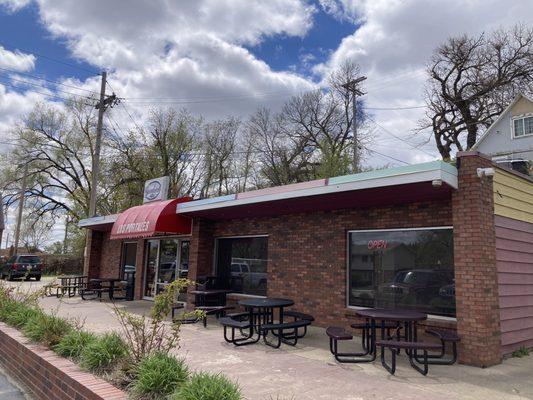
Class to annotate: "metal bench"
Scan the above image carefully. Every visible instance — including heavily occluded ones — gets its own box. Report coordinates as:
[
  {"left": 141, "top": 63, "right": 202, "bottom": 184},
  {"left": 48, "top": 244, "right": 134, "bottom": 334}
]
[
  {"left": 284, "top": 310, "right": 314, "bottom": 338},
  {"left": 376, "top": 340, "right": 442, "bottom": 375},
  {"left": 421, "top": 329, "right": 460, "bottom": 365},
  {"left": 195, "top": 305, "right": 235, "bottom": 327},
  {"left": 219, "top": 316, "right": 258, "bottom": 347},
  {"left": 260, "top": 320, "right": 311, "bottom": 348},
  {"left": 326, "top": 326, "right": 374, "bottom": 362}
]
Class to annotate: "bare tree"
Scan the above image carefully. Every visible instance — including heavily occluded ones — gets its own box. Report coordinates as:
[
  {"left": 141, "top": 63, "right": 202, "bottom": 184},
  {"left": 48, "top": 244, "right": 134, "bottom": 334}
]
[
  {"left": 246, "top": 108, "right": 314, "bottom": 185},
  {"left": 1, "top": 99, "right": 100, "bottom": 221},
  {"left": 281, "top": 60, "right": 367, "bottom": 174},
  {"left": 200, "top": 117, "right": 240, "bottom": 197},
  {"left": 108, "top": 108, "right": 204, "bottom": 209},
  {"left": 420, "top": 25, "right": 533, "bottom": 159}
]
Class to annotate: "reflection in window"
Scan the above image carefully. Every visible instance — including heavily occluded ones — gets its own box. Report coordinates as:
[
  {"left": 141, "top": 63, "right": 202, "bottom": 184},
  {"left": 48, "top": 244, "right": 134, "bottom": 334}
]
[
  {"left": 216, "top": 237, "right": 268, "bottom": 296},
  {"left": 348, "top": 228, "right": 455, "bottom": 317}
]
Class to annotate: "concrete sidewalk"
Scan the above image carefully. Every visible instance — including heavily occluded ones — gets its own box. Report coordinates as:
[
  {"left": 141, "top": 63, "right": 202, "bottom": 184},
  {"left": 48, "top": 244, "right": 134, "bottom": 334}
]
[
  {"left": 7, "top": 278, "right": 533, "bottom": 400},
  {"left": 0, "top": 368, "right": 27, "bottom": 400}
]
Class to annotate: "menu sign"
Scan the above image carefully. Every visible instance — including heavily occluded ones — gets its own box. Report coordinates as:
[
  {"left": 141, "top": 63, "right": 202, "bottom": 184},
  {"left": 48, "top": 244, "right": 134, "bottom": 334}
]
[{"left": 143, "top": 176, "right": 170, "bottom": 203}]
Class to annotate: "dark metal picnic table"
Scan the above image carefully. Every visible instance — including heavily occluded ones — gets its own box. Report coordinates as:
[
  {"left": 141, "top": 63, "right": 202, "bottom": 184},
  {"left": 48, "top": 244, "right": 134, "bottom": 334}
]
[
  {"left": 57, "top": 275, "right": 87, "bottom": 297},
  {"left": 190, "top": 289, "right": 232, "bottom": 307},
  {"left": 239, "top": 297, "right": 294, "bottom": 339},
  {"left": 90, "top": 278, "right": 124, "bottom": 300},
  {"left": 354, "top": 308, "right": 427, "bottom": 362}
]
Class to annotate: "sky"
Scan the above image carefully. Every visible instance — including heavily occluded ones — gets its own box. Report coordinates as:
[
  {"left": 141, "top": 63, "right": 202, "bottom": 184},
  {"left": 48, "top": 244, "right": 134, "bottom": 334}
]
[{"left": 0, "top": 0, "right": 532, "bottom": 246}]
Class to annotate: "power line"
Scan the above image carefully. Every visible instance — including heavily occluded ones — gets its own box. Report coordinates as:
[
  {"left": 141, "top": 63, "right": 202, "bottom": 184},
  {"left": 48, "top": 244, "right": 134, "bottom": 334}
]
[
  {"left": 0, "top": 79, "right": 90, "bottom": 104},
  {"left": 0, "top": 41, "right": 100, "bottom": 76},
  {"left": 0, "top": 72, "right": 93, "bottom": 100},
  {"left": 367, "top": 148, "right": 411, "bottom": 165},
  {"left": 0, "top": 66, "right": 100, "bottom": 95},
  {"left": 367, "top": 116, "right": 436, "bottom": 157}
]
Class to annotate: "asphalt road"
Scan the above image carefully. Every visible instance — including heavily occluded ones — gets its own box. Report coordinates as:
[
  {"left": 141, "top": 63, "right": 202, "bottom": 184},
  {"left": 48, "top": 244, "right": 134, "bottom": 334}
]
[{"left": 0, "top": 369, "right": 26, "bottom": 400}]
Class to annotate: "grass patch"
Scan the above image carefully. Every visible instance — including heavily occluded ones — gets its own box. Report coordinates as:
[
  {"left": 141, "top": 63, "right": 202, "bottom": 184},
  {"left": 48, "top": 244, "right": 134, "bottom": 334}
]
[
  {"left": 80, "top": 332, "right": 128, "bottom": 373},
  {"left": 512, "top": 346, "right": 530, "bottom": 358},
  {"left": 131, "top": 352, "right": 189, "bottom": 399},
  {"left": 173, "top": 372, "right": 242, "bottom": 400},
  {"left": 23, "top": 312, "right": 72, "bottom": 347},
  {"left": 54, "top": 330, "right": 98, "bottom": 360},
  {"left": 5, "top": 303, "right": 43, "bottom": 329}
]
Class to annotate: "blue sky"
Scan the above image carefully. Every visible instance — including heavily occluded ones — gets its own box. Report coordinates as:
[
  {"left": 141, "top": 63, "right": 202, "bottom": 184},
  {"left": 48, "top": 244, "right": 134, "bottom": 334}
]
[
  {"left": 0, "top": 1, "right": 357, "bottom": 87},
  {"left": 0, "top": 3, "right": 98, "bottom": 83},
  {"left": 246, "top": 9, "right": 357, "bottom": 78}
]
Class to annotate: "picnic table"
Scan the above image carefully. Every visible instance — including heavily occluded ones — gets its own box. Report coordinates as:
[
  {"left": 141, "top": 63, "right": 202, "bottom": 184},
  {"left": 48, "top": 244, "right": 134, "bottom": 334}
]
[
  {"left": 190, "top": 289, "right": 232, "bottom": 307},
  {"left": 56, "top": 275, "right": 87, "bottom": 298},
  {"left": 326, "top": 308, "right": 427, "bottom": 364},
  {"left": 219, "top": 297, "right": 313, "bottom": 348},
  {"left": 89, "top": 278, "right": 124, "bottom": 300},
  {"left": 355, "top": 308, "right": 427, "bottom": 359}
]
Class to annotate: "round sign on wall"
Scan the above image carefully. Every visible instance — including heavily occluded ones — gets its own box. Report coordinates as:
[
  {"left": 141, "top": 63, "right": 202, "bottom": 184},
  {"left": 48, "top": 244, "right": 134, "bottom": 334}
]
[{"left": 145, "top": 181, "right": 162, "bottom": 201}]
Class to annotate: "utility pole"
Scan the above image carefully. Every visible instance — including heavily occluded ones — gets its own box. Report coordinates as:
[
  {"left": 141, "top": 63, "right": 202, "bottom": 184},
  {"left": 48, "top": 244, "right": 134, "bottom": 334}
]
[
  {"left": 13, "top": 163, "right": 29, "bottom": 254},
  {"left": 0, "top": 192, "right": 4, "bottom": 251},
  {"left": 342, "top": 76, "right": 367, "bottom": 172},
  {"left": 84, "top": 71, "right": 118, "bottom": 275},
  {"left": 63, "top": 214, "right": 69, "bottom": 254}
]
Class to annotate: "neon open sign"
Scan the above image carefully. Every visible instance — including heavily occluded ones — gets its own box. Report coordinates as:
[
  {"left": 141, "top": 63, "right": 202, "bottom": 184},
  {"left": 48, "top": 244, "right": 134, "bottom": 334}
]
[{"left": 367, "top": 240, "right": 388, "bottom": 250}]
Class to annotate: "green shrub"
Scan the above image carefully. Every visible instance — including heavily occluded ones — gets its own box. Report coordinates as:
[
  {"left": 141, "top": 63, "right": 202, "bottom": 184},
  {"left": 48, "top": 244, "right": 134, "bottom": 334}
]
[
  {"left": 54, "top": 330, "right": 97, "bottom": 360},
  {"left": 512, "top": 346, "right": 530, "bottom": 358},
  {"left": 173, "top": 372, "right": 241, "bottom": 400},
  {"left": 131, "top": 352, "right": 188, "bottom": 399},
  {"left": 23, "top": 312, "right": 72, "bottom": 347},
  {"left": 5, "top": 303, "right": 43, "bottom": 329},
  {"left": 80, "top": 332, "right": 128, "bottom": 372}
]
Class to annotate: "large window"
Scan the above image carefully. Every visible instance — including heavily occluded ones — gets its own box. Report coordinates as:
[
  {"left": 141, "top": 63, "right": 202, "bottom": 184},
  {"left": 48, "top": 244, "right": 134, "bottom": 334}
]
[
  {"left": 216, "top": 237, "right": 268, "bottom": 296},
  {"left": 348, "top": 228, "right": 455, "bottom": 317}
]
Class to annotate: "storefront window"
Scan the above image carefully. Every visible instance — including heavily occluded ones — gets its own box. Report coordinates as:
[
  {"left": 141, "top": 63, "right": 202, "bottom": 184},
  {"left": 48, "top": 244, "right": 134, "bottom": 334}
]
[
  {"left": 216, "top": 237, "right": 268, "bottom": 296},
  {"left": 348, "top": 228, "right": 455, "bottom": 317}
]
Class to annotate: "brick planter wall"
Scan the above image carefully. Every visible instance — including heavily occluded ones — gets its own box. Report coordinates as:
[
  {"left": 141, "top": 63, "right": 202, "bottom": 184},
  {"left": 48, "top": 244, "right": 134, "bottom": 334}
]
[{"left": 0, "top": 323, "right": 126, "bottom": 400}]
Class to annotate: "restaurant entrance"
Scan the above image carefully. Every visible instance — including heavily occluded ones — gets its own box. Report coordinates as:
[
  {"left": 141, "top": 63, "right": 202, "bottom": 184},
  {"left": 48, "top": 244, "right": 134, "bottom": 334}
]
[{"left": 143, "top": 238, "right": 190, "bottom": 299}]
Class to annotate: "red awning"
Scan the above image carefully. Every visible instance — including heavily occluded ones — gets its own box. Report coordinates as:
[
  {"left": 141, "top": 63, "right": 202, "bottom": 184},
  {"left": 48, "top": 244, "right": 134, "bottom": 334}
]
[{"left": 110, "top": 198, "right": 192, "bottom": 240}]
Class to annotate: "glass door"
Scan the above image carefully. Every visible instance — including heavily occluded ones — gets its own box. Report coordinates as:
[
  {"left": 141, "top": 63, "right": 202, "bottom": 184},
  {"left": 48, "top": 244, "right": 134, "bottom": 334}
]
[
  {"left": 143, "top": 240, "right": 159, "bottom": 299},
  {"left": 144, "top": 238, "right": 191, "bottom": 300},
  {"left": 155, "top": 239, "right": 179, "bottom": 295}
]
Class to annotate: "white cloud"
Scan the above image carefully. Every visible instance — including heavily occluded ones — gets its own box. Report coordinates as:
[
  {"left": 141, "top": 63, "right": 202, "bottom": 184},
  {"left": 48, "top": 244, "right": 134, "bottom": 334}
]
[
  {"left": 317, "top": 0, "right": 533, "bottom": 166},
  {"left": 0, "top": 0, "right": 31, "bottom": 13},
  {"left": 0, "top": 46, "right": 35, "bottom": 72}
]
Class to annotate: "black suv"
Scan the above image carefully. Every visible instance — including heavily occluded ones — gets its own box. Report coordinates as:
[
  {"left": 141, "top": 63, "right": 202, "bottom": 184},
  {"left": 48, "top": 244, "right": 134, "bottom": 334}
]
[{"left": 1, "top": 254, "right": 43, "bottom": 281}]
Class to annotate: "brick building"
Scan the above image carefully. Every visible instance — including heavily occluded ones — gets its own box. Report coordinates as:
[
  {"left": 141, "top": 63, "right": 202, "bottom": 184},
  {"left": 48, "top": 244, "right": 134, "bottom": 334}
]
[{"left": 80, "top": 152, "right": 533, "bottom": 367}]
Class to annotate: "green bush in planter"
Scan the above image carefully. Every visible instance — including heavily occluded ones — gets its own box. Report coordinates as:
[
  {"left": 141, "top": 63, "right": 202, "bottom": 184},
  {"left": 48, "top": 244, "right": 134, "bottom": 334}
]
[
  {"left": 23, "top": 312, "right": 72, "bottom": 347},
  {"left": 131, "top": 352, "right": 189, "bottom": 399},
  {"left": 80, "top": 332, "right": 128, "bottom": 372},
  {"left": 6, "top": 304, "right": 43, "bottom": 329},
  {"left": 173, "top": 372, "right": 242, "bottom": 400},
  {"left": 54, "top": 330, "right": 97, "bottom": 360}
]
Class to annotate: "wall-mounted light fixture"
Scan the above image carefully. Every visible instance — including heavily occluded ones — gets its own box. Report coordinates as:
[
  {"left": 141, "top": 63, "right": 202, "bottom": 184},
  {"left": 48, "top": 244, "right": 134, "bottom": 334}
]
[{"left": 477, "top": 167, "right": 495, "bottom": 178}]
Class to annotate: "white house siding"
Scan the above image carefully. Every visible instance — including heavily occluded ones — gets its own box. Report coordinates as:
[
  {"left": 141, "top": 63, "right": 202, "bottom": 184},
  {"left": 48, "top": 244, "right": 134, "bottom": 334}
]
[{"left": 475, "top": 96, "right": 533, "bottom": 161}]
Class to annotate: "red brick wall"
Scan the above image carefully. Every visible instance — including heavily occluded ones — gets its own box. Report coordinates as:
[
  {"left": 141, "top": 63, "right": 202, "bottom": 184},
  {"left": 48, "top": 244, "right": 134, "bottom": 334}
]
[
  {"left": 452, "top": 152, "right": 501, "bottom": 367},
  {"left": 189, "top": 200, "right": 453, "bottom": 327},
  {"left": 0, "top": 322, "right": 126, "bottom": 400}
]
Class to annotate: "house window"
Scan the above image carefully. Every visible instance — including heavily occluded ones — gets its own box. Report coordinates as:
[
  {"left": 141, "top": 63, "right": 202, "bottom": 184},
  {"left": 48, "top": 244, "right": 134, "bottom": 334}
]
[
  {"left": 513, "top": 116, "right": 533, "bottom": 138},
  {"left": 348, "top": 228, "right": 455, "bottom": 317},
  {"left": 215, "top": 237, "right": 268, "bottom": 296}
]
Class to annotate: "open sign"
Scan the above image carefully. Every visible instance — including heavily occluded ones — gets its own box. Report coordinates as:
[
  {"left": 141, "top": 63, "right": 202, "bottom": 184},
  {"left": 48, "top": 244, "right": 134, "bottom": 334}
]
[{"left": 368, "top": 240, "right": 387, "bottom": 250}]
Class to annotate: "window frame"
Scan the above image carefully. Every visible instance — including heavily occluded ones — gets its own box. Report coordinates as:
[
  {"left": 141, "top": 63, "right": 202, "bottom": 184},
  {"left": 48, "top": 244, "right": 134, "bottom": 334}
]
[
  {"left": 345, "top": 226, "right": 456, "bottom": 321},
  {"left": 511, "top": 114, "right": 533, "bottom": 139},
  {"left": 213, "top": 234, "right": 269, "bottom": 297}
]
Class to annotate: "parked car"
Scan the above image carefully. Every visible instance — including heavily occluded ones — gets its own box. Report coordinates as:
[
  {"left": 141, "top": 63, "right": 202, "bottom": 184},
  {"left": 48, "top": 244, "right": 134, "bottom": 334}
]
[
  {"left": 230, "top": 262, "right": 267, "bottom": 291},
  {"left": 378, "top": 269, "right": 453, "bottom": 304},
  {"left": 1, "top": 254, "right": 43, "bottom": 281}
]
